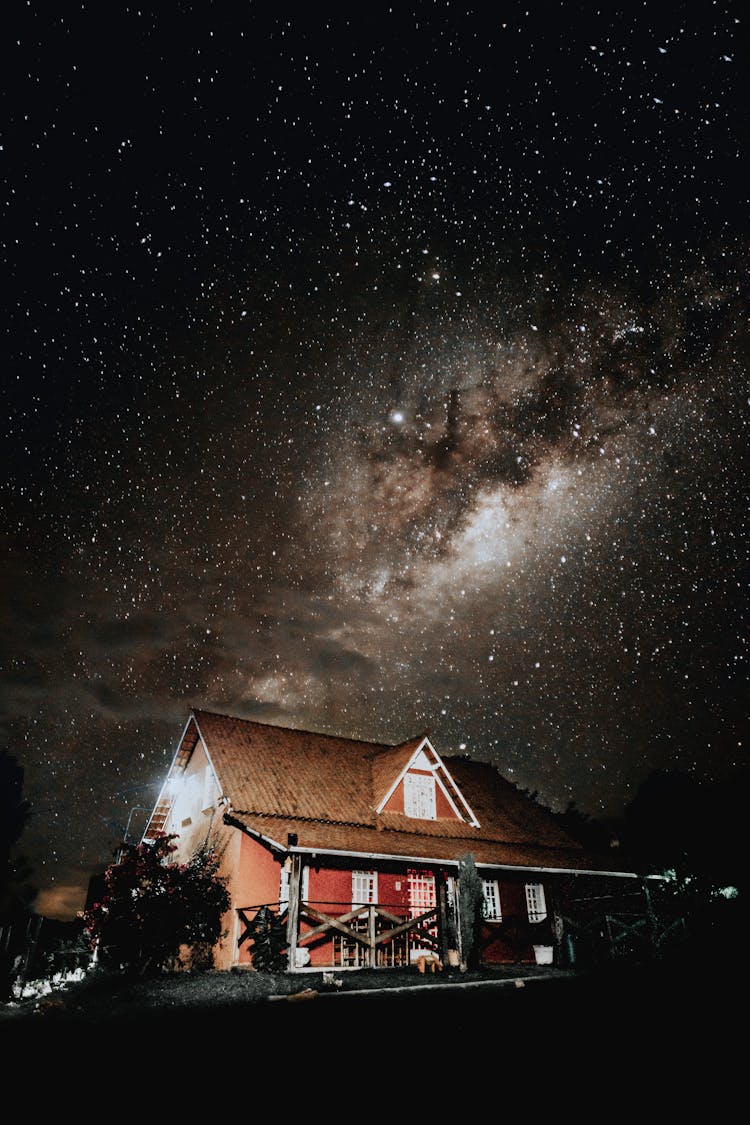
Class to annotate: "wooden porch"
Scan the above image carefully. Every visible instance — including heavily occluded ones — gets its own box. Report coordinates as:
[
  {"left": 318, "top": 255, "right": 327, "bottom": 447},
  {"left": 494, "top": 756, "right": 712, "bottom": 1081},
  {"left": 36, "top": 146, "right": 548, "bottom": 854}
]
[{"left": 237, "top": 899, "right": 443, "bottom": 970}]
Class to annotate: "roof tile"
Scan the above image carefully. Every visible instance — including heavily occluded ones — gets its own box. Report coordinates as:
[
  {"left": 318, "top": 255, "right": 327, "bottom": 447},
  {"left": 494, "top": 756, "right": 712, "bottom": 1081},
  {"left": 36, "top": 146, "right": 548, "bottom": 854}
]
[{"left": 187, "top": 709, "right": 630, "bottom": 875}]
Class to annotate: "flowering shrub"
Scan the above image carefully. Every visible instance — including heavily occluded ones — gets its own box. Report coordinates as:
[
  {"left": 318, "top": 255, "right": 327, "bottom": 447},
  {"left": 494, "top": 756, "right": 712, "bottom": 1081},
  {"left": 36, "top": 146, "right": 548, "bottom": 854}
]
[{"left": 83, "top": 834, "right": 230, "bottom": 975}]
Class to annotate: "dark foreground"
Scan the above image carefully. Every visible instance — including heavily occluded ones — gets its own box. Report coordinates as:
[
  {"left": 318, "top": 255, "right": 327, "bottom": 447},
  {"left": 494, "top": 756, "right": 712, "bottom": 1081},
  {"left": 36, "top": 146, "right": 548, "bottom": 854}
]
[{"left": 2, "top": 961, "right": 743, "bottom": 1093}]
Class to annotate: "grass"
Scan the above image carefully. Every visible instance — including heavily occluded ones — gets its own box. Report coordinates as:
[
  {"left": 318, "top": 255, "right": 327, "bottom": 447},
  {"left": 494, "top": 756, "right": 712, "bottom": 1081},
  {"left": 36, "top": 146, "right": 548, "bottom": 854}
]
[{"left": 1, "top": 959, "right": 566, "bottom": 1026}]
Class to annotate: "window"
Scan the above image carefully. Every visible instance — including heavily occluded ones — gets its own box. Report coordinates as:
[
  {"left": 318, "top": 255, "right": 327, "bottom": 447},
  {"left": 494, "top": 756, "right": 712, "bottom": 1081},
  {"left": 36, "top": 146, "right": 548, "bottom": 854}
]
[
  {"left": 404, "top": 772, "right": 436, "bottom": 819},
  {"left": 407, "top": 869, "right": 436, "bottom": 918},
  {"left": 352, "top": 870, "right": 378, "bottom": 908},
  {"left": 482, "top": 879, "right": 502, "bottom": 921},
  {"left": 525, "top": 882, "right": 547, "bottom": 923}
]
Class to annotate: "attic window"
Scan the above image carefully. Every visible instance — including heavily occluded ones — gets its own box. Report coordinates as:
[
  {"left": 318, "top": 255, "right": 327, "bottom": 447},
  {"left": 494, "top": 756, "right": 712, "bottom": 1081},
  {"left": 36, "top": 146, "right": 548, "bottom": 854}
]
[{"left": 404, "top": 772, "right": 436, "bottom": 820}]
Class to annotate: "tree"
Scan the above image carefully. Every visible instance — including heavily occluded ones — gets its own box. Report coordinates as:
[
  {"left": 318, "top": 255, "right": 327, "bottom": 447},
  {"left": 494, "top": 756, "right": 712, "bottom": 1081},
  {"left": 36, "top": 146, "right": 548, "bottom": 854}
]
[
  {"left": 83, "top": 833, "right": 230, "bottom": 975},
  {"left": 623, "top": 768, "right": 749, "bottom": 958},
  {"left": 456, "top": 853, "right": 485, "bottom": 971},
  {"left": 0, "top": 751, "right": 35, "bottom": 1001}
]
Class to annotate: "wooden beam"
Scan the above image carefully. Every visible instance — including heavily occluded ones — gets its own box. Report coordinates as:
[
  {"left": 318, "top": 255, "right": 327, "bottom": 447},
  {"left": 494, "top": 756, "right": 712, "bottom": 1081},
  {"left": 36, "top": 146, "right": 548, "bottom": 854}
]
[
  {"left": 297, "top": 905, "right": 372, "bottom": 947},
  {"left": 368, "top": 904, "right": 377, "bottom": 968},
  {"left": 236, "top": 909, "right": 251, "bottom": 948},
  {"left": 374, "top": 908, "right": 438, "bottom": 946},
  {"left": 373, "top": 906, "right": 405, "bottom": 926},
  {"left": 436, "top": 872, "right": 449, "bottom": 963},
  {"left": 296, "top": 903, "right": 441, "bottom": 961},
  {"left": 286, "top": 856, "right": 302, "bottom": 971}
]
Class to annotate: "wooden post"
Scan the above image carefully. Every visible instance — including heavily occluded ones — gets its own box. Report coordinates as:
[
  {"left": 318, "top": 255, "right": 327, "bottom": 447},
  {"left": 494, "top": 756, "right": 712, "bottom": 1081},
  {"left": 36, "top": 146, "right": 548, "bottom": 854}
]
[
  {"left": 286, "top": 854, "right": 302, "bottom": 971},
  {"left": 453, "top": 878, "right": 463, "bottom": 968},
  {"left": 546, "top": 879, "right": 564, "bottom": 965},
  {"left": 368, "top": 904, "right": 377, "bottom": 968},
  {"left": 436, "top": 871, "right": 449, "bottom": 964}
]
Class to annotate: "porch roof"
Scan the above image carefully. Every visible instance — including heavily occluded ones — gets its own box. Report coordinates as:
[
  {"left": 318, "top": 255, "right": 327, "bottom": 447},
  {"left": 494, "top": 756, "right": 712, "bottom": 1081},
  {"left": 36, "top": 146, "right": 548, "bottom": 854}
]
[{"left": 226, "top": 807, "right": 625, "bottom": 873}]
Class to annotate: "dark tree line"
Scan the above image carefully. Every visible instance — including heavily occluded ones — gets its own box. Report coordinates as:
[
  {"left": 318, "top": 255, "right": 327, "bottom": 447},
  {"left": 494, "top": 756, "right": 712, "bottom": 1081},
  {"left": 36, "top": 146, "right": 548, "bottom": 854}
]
[
  {"left": 0, "top": 751, "right": 36, "bottom": 1000},
  {"left": 526, "top": 766, "right": 749, "bottom": 957}
]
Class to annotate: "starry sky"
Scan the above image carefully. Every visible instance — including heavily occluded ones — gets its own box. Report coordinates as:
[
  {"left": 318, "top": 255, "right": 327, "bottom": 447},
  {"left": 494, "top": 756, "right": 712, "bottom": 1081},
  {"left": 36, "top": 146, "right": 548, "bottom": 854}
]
[{"left": 2, "top": 3, "right": 747, "bottom": 920}]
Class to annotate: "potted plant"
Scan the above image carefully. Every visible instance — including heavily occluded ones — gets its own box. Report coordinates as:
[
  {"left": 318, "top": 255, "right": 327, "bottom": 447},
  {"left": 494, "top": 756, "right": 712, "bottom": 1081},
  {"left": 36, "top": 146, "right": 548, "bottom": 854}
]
[{"left": 529, "top": 916, "right": 554, "bottom": 965}]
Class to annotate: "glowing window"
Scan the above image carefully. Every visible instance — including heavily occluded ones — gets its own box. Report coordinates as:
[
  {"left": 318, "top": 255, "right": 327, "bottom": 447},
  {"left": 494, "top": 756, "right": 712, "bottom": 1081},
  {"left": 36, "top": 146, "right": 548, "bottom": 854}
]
[
  {"left": 404, "top": 772, "right": 436, "bottom": 819},
  {"left": 407, "top": 870, "right": 436, "bottom": 918}
]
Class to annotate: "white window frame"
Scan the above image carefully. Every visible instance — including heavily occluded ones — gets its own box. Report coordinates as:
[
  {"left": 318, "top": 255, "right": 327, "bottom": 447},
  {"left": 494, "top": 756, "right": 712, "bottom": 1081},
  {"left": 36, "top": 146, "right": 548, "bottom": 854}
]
[
  {"left": 482, "top": 879, "right": 502, "bottom": 922},
  {"left": 407, "top": 870, "right": 436, "bottom": 919},
  {"left": 404, "top": 772, "right": 437, "bottom": 820},
  {"left": 525, "top": 882, "right": 547, "bottom": 923},
  {"left": 351, "top": 870, "right": 378, "bottom": 909}
]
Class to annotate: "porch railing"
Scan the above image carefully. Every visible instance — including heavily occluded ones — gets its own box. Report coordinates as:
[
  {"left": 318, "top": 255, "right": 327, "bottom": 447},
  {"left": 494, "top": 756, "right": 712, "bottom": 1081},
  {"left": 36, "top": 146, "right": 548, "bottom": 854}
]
[
  {"left": 560, "top": 910, "right": 687, "bottom": 964},
  {"left": 236, "top": 900, "right": 441, "bottom": 969}
]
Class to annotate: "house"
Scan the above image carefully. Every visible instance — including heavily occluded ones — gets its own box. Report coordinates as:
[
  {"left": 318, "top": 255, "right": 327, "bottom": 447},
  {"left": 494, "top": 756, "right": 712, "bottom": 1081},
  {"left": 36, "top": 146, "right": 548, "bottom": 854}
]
[{"left": 142, "top": 708, "right": 660, "bottom": 971}]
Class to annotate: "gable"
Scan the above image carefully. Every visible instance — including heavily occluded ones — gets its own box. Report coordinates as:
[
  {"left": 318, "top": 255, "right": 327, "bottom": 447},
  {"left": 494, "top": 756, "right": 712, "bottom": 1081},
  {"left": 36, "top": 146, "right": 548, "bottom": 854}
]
[
  {"left": 143, "top": 714, "right": 222, "bottom": 848},
  {"left": 375, "top": 737, "right": 480, "bottom": 827}
]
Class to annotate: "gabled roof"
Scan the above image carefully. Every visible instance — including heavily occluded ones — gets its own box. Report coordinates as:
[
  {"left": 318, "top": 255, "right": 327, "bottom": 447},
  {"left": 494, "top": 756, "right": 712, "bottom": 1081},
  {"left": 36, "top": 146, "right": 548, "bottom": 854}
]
[
  {"left": 374, "top": 735, "right": 480, "bottom": 826},
  {"left": 162, "top": 708, "right": 633, "bottom": 876},
  {"left": 192, "top": 709, "right": 386, "bottom": 826}
]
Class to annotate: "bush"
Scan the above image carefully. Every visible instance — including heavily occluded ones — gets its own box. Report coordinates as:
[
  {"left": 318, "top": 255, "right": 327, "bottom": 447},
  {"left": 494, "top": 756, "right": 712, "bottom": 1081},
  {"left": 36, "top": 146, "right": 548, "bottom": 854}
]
[
  {"left": 83, "top": 834, "right": 230, "bottom": 975},
  {"left": 246, "top": 905, "right": 287, "bottom": 971}
]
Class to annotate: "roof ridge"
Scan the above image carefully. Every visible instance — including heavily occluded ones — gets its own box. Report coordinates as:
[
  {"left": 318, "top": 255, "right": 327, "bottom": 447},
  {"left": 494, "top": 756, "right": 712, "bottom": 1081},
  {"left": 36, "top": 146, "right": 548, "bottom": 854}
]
[{"left": 192, "top": 706, "right": 419, "bottom": 753}]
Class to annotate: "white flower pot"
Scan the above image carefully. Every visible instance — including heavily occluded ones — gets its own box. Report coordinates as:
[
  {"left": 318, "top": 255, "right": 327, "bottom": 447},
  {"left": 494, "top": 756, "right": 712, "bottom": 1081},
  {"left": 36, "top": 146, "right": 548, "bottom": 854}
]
[{"left": 533, "top": 944, "right": 554, "bottom": 965}]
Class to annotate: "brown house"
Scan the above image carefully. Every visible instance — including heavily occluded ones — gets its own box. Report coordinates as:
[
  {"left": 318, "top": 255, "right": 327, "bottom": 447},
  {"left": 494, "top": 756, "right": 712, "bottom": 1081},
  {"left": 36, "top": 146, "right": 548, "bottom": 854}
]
[{"left": 143, "top": 708, "right": 655, "bottom": 971}]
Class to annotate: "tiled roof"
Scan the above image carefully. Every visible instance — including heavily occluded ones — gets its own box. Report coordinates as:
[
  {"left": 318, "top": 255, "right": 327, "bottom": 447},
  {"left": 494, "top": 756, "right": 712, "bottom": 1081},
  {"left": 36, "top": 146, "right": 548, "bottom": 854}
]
[
  {"left": 193, "top": 709, "right": 384, "bottom": 825},
  {"left": 188, "top": 709, "right": 629, "bottom": 874},
  {"left": 225, "top": 812, "right": 623, "bottom": 873}
]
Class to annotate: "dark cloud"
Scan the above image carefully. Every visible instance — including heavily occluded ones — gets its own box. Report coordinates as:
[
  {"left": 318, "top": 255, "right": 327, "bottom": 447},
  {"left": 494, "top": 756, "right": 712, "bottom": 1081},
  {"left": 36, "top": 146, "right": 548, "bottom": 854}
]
[{"left": 87, "top": 612, "right": 177, "bottom": 651}]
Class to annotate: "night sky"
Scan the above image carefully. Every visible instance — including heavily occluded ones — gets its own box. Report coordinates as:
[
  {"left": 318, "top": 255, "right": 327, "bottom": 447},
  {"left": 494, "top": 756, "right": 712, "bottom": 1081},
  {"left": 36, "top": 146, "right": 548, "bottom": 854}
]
[{"left": 3, "top": 3, "right": 747, "bottom": 920}]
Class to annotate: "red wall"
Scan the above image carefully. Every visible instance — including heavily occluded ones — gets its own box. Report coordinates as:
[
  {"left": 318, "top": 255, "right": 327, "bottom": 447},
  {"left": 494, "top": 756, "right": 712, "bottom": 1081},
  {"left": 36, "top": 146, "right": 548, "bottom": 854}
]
[
  {"left": 234, "top": 838, "right": 544, "bottom": 968},
  {"left": 235, "top": 834, "right": 283, "bottom": 965},
  {"left": 302, "top": 865, "right": 420, "bottom": 965},
  {"left": 304, "top": 866, "right": 348, "bottom": 965},
  {"left": 481, "top": 881, "right": 538, "bottom": 964}
]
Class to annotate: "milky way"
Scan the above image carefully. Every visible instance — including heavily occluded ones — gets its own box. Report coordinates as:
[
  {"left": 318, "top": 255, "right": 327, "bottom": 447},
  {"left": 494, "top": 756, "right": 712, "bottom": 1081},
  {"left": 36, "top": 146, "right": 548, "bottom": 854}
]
[{"left": 2, "top": 3, "right": 747, "bottom": 917}]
